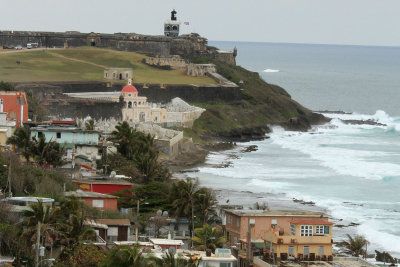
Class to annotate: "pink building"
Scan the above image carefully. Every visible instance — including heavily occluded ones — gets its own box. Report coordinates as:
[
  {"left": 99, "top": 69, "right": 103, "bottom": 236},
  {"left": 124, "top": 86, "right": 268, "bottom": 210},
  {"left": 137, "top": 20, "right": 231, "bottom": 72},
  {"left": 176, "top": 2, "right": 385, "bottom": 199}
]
[{"left": 64, "top": 190, "right": 118, "bottom": 210}]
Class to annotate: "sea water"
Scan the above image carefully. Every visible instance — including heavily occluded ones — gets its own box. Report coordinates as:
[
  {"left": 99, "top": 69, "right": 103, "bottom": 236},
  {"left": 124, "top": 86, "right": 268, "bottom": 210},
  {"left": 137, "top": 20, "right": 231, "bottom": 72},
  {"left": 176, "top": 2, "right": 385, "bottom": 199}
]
[{"left": 189, "top": 42, "right": 400, "bottom": 256}]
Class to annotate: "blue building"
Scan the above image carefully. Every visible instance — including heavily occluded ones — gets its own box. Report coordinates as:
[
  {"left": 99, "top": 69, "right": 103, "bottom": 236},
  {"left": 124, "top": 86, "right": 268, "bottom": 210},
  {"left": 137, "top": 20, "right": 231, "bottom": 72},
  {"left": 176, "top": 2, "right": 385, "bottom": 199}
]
[{"left": 30, "top": 127, "right": 100, "bottom": 148}]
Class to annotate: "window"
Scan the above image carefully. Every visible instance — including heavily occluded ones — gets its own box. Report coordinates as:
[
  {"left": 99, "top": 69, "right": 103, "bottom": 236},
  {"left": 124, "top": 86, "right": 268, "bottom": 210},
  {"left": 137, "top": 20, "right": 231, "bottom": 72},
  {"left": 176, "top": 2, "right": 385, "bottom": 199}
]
[
  {"left": 108, "top": 227, "right": 118, "bottom": 236},
  {"left": 113, "top": 73, "right": 116, "bottom": 78},
  {"left": 234, "top": 237, "right": 238, "bottom": 244},
  {"left": 304, "top": 246, "right": 310, "bottom": 255},
  {"left": 300, "top": 225, "right": 313, "bottom": 236},
  {"left": 228, "top": 215, "right": 232, "bottom": 224},
  {"left": 316, "top": 225, "right": 324, "bottom": 235},
  {"left": 126, "top": 73, "right": 129, "bottom": 79},
  {"left": 290, "top": 224, "right": 296, "bottom": 236},
  {"left": 288, "top": 246, "right": 295, "bottom": 256},
  {"left": 318, "top": 246, "right": 324, "bottom": 256},
  {"left": 92, "top": 200, "right": 104, "bottom": 208},
  {"left": 105, "top": 73, "right": 108, "bottom": 78},
  {"left": 56, "top": 132, "right": 61, "bottom": 139},
  {"left": 324, "top": 225, "right": 330, "bottom": 234},
  {"left": 220, "top": 263, "right": 231, "bottom": 267},
  {"left": 236, "top": 218, "right": 240, "bottom": 227},
  {"left": 226, "top": 231, "right": 230, "bottom": 241}
]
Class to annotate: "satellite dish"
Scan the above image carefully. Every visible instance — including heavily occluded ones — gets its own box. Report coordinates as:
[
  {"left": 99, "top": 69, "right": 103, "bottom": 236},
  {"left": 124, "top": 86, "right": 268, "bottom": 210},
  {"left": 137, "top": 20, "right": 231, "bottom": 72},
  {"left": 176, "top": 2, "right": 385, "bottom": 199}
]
[
  {"left": 109, "top": 171, "right": 116, "bottom": 178},
  {"left": 156, "top": 209, "right": 162, "bottom": 216},
  {"left": 162, "top": 211, "right": 168, "bottom": 217},
  {"left": 168, "top": 246, "right": 176, "bottom": 255}
]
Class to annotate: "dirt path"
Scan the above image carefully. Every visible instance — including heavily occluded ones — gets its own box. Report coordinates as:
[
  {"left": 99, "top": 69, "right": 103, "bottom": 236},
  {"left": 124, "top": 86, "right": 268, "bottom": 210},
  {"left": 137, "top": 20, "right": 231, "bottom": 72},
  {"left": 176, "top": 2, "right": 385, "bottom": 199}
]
[{"left": 47, "top": 51, "right": 106, "bottom": 68}]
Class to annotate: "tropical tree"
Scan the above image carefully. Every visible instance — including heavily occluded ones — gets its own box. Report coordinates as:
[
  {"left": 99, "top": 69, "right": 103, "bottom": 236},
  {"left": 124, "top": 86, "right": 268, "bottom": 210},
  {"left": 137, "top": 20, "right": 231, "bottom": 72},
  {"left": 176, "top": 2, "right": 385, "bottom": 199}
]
[
  {"left": 111, "top": 121, "right": 138, "bottom": 160},
  {"left": 339, "top": 234, "right": 369, "bottom": 257},
  {"left": 85, "top": 119, "right": 95, "bottom": 131},
  {"left": 31, "top": 134, "right": 64, "bottom": 167},
  {"left": 7, "top": 126, "right": 33, "bottom": 162},
  {"left": 195, "top": 188, "right": 218, "bottom": 225},
  {"left": 100, "top": 244, "right": 154, "bottom": 267},
  {"left": 154, "top": 251, "right": 201, "bottom": 267},
  {"left": 169, "top": 178, "right": 200, "bottom": 242},
  {"left": 191, "top": 224, "right": 226, "bottom": 253},
  {"left": 56, "top": 244, "right": 106, "bottom": 267},
  {"left": 21, "top": 200, "right": 61, "bottom": 252}
]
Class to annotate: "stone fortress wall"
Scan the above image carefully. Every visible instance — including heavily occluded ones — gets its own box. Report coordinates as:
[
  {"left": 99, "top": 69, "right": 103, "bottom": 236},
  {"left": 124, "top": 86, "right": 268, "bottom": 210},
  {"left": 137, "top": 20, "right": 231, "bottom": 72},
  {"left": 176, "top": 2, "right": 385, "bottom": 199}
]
[{"left": 0, "top": 31, "right": 235, "bottom": 64}]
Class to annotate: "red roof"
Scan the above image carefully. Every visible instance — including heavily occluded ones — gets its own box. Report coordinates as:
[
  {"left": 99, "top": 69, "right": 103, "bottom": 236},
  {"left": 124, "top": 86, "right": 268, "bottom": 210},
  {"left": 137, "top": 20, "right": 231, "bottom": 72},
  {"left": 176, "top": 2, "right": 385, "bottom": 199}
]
[
  {"left": 290, "top": 219, "right": 334, "bottom": 225},
  {"left": 121, "top": 84, "right": 138, "bottom": 93}
]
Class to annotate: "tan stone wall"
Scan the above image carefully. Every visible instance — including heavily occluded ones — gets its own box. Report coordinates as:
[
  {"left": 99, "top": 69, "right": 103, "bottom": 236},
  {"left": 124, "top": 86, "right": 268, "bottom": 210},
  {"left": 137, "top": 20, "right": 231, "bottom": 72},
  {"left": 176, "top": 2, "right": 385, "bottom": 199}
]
[
  {"left": 186, "top": 64, "right": 216, "bottom": 76},
  {"left": 143, "top": 56, "right": 187, "bottom": 70}
]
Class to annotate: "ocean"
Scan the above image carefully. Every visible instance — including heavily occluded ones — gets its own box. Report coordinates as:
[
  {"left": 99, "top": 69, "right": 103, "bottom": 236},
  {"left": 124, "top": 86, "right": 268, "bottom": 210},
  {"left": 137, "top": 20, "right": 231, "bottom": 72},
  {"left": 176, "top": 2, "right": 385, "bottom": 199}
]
[{"left": 188, "top": 42, "right": 400, "bottom": 256}]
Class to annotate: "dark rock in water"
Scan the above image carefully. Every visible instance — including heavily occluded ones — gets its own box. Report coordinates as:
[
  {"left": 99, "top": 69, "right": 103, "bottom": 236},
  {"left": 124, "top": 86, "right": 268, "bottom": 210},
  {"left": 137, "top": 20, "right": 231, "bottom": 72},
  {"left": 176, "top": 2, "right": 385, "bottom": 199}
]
[
  {"left": 282, "top": 112, "right": 329, "bottom": 132},
  {"left": 202, "top": 142, "right": 236, "bottom": 151},
  {"left": 241, "top": 145, "right": 258, "bottom": 153},
  {"left": 341, "top": 119, "right": 386, "bottom": 126},
  {"left": 217, "top": 125, "right": 271, "bottom": 142},
  {"left": 335, "top": 224, "right": 346, "bottom": 228},
  {"left": 316, "top": 110, "right": 352, "bottom": 115},
  {"left": 292, "top": 198, "right": 316, "bottom": 206},
  {"left": 348, "top": 222, "right": 360, "bottom": 227}
]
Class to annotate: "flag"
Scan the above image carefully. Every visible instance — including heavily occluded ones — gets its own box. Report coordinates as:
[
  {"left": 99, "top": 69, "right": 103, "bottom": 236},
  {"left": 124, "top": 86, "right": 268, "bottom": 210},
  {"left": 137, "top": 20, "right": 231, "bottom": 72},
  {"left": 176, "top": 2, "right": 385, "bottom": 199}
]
[{"left": 184, "top": 22, "right": 189, "bottom": 25}]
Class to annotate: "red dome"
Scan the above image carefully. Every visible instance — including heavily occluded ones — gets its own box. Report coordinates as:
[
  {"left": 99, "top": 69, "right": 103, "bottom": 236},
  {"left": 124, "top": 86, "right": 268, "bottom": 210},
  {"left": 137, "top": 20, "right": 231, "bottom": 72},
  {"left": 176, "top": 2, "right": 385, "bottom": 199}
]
[{"left": 121, "top": 84, "right": 138, "bottom": 93}]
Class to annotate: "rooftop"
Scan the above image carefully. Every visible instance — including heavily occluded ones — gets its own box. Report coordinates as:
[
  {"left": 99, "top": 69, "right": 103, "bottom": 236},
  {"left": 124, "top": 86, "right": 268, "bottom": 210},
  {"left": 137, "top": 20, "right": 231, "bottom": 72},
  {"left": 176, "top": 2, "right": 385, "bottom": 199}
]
[
  {"left": 225, "top": 209, "right": 329, "bottom": 218},
  {"left": 150, "top": 238, "right": 184, "bottom": 246},
  {"left": 72, "top": 178, "right": 133, "bottom": 185},
  {"left": 64, "top": 190, "right": 118, "bottom": 199},
  {"left": 3, "top": 196, "right": 54, "bottom": 203},
  {"left": 96, "top": 219, "right": 131, "bottom": 226},
  {"left": 290, "top": 219, "right": 334, "bottom": 225}
]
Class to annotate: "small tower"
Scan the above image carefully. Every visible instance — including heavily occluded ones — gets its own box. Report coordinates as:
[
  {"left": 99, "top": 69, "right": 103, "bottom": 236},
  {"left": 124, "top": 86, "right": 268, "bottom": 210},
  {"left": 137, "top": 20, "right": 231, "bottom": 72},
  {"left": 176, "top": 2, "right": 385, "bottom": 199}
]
[{"left": 164, "top": 9, "right": 180, "bottom": 37}]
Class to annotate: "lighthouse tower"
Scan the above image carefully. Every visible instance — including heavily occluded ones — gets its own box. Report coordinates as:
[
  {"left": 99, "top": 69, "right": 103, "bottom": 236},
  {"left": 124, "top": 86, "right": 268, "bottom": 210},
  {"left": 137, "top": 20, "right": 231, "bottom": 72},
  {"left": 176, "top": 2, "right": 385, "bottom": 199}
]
[{"left": 164, "top": 9, "right": 180, "bottom": 37}]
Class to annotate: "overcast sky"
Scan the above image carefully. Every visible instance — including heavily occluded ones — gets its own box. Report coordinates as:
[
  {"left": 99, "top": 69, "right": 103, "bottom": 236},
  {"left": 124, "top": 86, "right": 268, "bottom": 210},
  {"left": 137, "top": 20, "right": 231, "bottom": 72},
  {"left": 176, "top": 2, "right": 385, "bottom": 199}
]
[{"left": 1, "top": 0, "right": 399, "bottom": 46}]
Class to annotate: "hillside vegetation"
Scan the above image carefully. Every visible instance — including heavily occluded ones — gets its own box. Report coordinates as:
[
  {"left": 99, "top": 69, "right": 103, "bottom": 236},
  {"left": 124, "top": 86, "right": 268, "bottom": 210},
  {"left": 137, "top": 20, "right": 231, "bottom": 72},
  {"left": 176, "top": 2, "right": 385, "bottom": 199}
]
[
  {"left": 0, "top": 47, "right": 216, "bottom": 84},
  {"left": 188, "top": 60, "right": 326, "bottom": 141}
]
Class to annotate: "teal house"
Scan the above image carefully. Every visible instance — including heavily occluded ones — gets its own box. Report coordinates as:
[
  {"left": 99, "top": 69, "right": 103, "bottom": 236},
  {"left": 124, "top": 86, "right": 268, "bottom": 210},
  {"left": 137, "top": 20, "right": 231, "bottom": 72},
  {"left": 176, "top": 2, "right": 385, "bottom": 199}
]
[{"left": 30, "top": 127, "right": 100, "bottom": 149}]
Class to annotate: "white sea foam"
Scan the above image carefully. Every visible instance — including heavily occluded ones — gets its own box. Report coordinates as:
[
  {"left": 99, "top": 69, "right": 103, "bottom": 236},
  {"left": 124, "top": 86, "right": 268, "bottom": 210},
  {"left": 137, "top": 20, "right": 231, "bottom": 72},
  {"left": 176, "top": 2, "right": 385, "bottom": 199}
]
[{"left": 263, "top": 69, "right": 280, "bottom": 73}]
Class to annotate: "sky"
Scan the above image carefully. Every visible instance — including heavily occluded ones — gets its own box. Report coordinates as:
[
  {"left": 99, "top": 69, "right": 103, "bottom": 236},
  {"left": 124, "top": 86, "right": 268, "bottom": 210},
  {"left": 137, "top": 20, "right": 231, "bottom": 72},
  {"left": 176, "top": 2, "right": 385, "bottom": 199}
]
[{"left": 1, "top": 0, "right": 400, "bottom": 46}]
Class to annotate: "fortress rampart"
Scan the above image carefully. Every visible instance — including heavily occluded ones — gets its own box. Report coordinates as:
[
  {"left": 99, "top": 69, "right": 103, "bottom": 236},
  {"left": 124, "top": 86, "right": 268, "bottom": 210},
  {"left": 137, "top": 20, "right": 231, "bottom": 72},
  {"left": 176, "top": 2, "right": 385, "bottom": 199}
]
[{"left": 0, "top": 31, "right": 235, "bottom": 64}]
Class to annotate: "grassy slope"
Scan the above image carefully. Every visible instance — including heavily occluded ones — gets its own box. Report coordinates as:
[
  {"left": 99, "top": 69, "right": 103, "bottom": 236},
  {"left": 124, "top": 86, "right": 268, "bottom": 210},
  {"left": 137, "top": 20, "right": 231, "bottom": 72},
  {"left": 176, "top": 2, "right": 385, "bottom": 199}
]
[
  {"left": 188, "top": 60, "right": 321, "bottom": 141},
  {"left": 0, "top": 47, "right": 216, "bottom": 84}
]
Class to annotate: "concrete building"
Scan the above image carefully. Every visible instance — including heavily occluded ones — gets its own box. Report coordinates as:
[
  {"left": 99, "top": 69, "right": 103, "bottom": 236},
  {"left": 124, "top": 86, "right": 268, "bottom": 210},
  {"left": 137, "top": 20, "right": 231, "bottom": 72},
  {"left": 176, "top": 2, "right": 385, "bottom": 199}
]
[
  {"left": 0, "top": 91, "right": 28, "bottom": 127},
  {"left": 3, "top": 197, "right": 54, "bottom": 212},
  {"left": 0, "top": 112, "right": 16, "bottom": 146},
  {"left": 72, "top": 177, "right": 133, "bottom": 195},
  {"left": 104, "top": 68, "right": 133, "bottom": 81},
  {"left": 164, "top": 9, "right": 180, "bottom": 37},
  {"left": 30, "top": 127, "right": 100, "bottom": 148},
  {"left": 88, "top": 219, "right": 131, "bottom": 242},
  {"left": 64, "top": 190, "right": 119, "bottom": 211},
  {"left": 224, "top": 209, "right": 333, "bottom": 263},
  {"left": 121, "top": 81, "right": 167, "bottom": 123}
]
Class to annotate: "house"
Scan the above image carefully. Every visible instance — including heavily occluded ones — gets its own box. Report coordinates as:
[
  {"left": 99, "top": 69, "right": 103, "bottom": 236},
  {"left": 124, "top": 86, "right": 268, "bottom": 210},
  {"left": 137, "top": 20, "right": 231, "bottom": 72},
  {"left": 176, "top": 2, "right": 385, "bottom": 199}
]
[
  {"left": 104, "top": 67, "right": 133, "bottom": 80},
  {"left": 224, "top": 209, "right": 333, "bottom": 263},
  {"left": 0, "top": 91, "right": 28, "bottom": 127},
  {"left": 0, "top": 112, "right": 16, "bottom": 146},
  {"left": 149, "top": 238, "right": 184, "bottom": 250},
  {"left": 2, "top": 197, "right": 54, "bottom": 212},
  {"left": 95, "top": 219, "right": 131, "bottom": 242},
  {"left": 264, "top": 218, "right": 334, "bottom": 261},
  {"left": 64, "top": 190, "right": 118, "bottom": 211},
  {"left": 72, "top": 177, "right": 133, "bottom": 195}
]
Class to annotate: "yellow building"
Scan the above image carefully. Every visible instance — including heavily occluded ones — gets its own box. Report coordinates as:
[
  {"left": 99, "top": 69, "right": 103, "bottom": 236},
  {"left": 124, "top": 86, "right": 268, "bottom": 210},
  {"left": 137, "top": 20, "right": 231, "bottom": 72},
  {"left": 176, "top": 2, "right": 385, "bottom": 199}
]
[
  {"left": 121, "top": 80, "right": 167, "bottom": 123},
  {"left": 264, "top": 219, "right": 334, "bottom": 261}
]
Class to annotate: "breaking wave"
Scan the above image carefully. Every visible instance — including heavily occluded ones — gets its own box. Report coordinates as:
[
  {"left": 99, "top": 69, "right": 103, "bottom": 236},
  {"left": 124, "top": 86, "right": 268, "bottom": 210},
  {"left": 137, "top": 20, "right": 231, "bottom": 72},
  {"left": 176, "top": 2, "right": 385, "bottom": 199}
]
[{"left": 263, "top": 68, "right": 280, "bottom": 73}]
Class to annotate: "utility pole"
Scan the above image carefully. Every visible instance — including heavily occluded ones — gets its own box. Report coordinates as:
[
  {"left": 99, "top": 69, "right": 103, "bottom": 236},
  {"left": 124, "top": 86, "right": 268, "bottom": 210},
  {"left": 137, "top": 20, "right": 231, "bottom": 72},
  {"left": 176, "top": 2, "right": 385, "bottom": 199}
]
[
  {"left": 247, "top": 218, "right": 255, "bottom": 267},
  {"left": 35, "top": 222, "right": 41, "bottom": 267},
  {"left": 136, "top": 199, "right": 139, "bottom": 242},
  {"left": 7, "top": 147, "right": 12, "bottom": 198},
  {"left": 191, "top": 198, "right": 194, "bottom": 249}
]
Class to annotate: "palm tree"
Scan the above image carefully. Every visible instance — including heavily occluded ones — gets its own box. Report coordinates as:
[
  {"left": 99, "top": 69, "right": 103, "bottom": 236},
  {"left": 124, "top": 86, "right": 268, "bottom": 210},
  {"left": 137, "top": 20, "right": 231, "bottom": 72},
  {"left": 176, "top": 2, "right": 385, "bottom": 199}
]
[
  {"left": 85, "top": 119, "right": 95, "bottom": 131},
  {"left": 31, "top": 134, "right": 64, "bottom": 167},
  {"left": 21, "top": 200, "right": 61, "bottom": 249},
  {"left": 191, "top": 224, "right": 226, "bottom": 253},
  {"left": 195, "top": 188, "right": 217, "bottom": 225},
  {"left": 7, "top": 126, "right": 33, "bottom": 162},
  {"left": 100, "top": 244, "right": 154, "bottom": 267},
  {"left": 340, "top": 234, "right": 369, "bottom": 257},
  {"left": 154, "top": 251, "right": 201, "bottom": 267},
  {"left": 111, "top": 121, "right": 138, "bottom": 160},
  {"left": 169, "top": 178, "right": 200, "bottom": 243}
]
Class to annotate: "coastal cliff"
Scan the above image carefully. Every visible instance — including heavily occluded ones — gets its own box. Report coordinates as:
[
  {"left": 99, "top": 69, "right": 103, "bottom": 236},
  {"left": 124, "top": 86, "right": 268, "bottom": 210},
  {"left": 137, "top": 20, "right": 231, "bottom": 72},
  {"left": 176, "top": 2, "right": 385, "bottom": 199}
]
[{"left": 188, "top": 60, "right": 327, "bottom": 142}]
